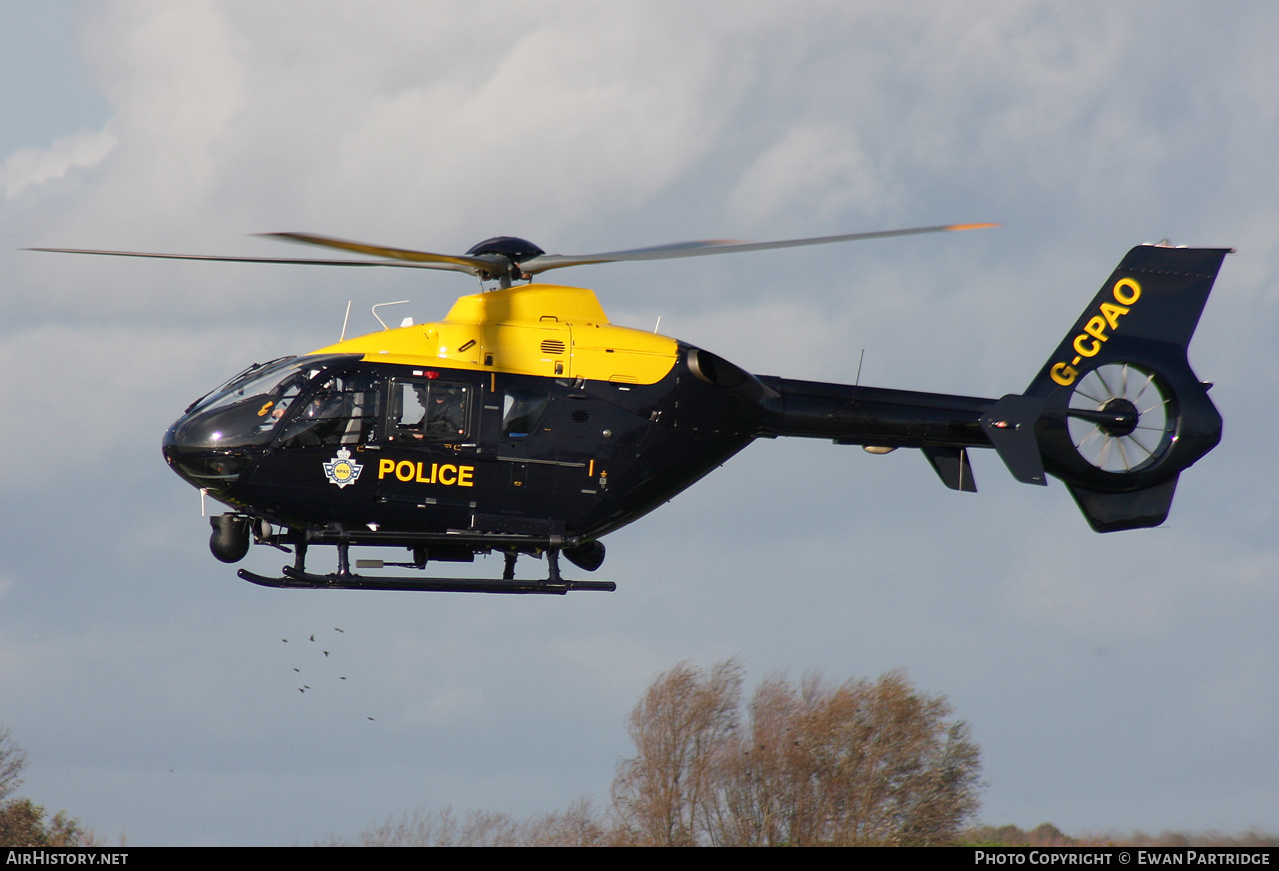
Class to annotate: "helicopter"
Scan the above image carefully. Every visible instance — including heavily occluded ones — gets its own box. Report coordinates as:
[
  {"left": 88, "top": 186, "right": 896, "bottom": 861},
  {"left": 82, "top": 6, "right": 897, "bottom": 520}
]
[{"left": 33, "top": 226, "right": 1228, "bottom": 594}]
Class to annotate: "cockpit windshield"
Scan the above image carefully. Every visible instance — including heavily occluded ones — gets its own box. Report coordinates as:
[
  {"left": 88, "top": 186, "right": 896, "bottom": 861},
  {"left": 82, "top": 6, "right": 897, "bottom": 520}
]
[
  {"left": 169, "top": 354, "right": 358, "bottom": 450},
  {"left": 185, "top": 356, "right": 296, "bottom": 415}
]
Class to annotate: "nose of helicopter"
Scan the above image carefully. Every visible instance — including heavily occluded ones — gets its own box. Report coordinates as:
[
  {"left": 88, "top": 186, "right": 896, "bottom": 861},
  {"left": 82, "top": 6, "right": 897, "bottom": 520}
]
[
  {"left": 161, "top": 394, "right": 281, "bottom": 494},
  {"left": 159, "top": 353, "right": 354, "bottom": 495},
  {"left": 161, "top": 362, "right": 312, "bottom": 495},
  {"left": 162, "top": 419, "right": 255, "bottom": 495}
]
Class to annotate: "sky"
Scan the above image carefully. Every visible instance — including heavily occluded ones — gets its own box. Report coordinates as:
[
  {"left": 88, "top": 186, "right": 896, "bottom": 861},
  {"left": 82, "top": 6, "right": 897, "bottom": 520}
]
[{"left": 2, "top": 0, "right": 1278, "bottom": 846}]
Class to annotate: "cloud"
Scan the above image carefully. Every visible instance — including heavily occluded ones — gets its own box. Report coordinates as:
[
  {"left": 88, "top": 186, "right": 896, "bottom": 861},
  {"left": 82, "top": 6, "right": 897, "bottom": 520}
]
[
  {"left": 729, "top": 127, "right": 882, "bottom": 226},
  {"left": 0, "top": 128, "right": 117, "bottom": 198}
]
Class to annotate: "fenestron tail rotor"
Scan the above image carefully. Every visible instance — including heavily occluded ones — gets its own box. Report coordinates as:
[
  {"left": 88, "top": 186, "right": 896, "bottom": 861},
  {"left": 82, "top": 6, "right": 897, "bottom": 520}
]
[
  {"left": 1066, "top": 363, "right": 1175, "bottom": 473},
  {"left": 30, "top": 222, "right": 997, "bottom": 288}
]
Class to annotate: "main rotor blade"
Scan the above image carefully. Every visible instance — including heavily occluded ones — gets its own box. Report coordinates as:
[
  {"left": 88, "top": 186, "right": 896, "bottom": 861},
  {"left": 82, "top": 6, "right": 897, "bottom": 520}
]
[
  {"left": 26, "top": 246, "right": 459, "bottom": 270},
  {"left": 518, "top": 223, "right": 998, "bottom": 274},
  {"left": 30, "top": 222, "right": 997, "bottom": 282},
  {"left": 259, "top": 232, "right": 502, "bottom": 275},
  {"left": 29, "top": 231, "right": 511, "bottom": 277}
]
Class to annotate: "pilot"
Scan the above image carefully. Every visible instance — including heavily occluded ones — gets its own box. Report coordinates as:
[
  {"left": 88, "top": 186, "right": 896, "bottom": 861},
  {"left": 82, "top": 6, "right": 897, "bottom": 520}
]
[
  {"left": 406, "top": 384, "right": 466, "bottom": 439},
  {"left": 428, "top": 387, "right": 466, "bottom": 437},
  {"left": 281, "top": 391, "right": 347, "bottom": 446}
]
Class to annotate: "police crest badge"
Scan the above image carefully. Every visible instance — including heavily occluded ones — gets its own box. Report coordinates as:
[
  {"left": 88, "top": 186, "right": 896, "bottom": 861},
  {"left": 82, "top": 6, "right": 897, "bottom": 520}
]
[{"left": 322, "top": 447, "right": 363, "bottom": 489}]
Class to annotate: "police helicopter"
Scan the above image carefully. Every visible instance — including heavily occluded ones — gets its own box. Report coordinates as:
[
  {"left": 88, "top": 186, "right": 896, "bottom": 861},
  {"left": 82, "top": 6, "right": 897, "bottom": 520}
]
[{"left": 33, "top": 226, "right": 1228, "bottom": 594}]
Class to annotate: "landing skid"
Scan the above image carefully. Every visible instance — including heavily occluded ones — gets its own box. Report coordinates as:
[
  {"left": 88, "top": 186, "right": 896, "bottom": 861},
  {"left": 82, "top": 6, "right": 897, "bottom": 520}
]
[
  {"left": 238, "top": 567, "right": 615, "bottom": 594},
  {"left": 235, "top": 526, "right": 614, "bottom": 594}
]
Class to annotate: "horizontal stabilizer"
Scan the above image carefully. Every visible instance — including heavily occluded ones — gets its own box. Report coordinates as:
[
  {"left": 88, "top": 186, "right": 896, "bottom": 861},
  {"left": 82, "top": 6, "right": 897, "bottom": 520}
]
[{"left": 922, "top": 446, "right": 977, "bottom": 492}]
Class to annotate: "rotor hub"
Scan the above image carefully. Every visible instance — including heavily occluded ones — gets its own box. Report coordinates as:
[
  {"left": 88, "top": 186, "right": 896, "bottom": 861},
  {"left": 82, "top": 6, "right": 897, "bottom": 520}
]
[
  {"left": 1066, "top": 362, "right": 1176, "bottom": 475},
  {"left": 1098, "top": 397, "right": 1139, "bottom": 437},
  {"left": 466, "top": 236, "right": 545, "bottom": 262}
]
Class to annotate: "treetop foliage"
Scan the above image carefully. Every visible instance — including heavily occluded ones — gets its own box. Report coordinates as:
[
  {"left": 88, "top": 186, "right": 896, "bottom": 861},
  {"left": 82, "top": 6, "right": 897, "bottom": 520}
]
[
  {"left": 610, "top": 659, "right": 982, "bottom": 846},
  {"left": 0, "top": 728, "right": 92, "bottom": 848},
  {"left": 0, "top": 729, "right": 26, "bottom": 805}
]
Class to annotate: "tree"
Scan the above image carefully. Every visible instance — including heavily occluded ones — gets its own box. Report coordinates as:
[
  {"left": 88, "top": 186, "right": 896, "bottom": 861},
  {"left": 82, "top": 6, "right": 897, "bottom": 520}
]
[
  {"left": 0, "top": 729, "right": 25, "bottom": 804},
  {"left": 317, "top": 800, "right": 611, "bottom": 847},
  {"left": 0, "top": 728, "right": 91, "bottom": 848},
  {"left": 0, "top": 801, "right": 88, "bottom": 848},
  {"left": 610, "top": 659, "right": 744, "bottom": 846},
  {"left": 612, "top": 662, "right": 981, "bottom": 846}
]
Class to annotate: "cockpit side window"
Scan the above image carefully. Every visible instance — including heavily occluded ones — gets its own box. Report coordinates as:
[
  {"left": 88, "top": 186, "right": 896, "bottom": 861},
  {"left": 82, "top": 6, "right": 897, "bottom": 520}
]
[
  {"left": 279, "top": 371, "right": 381, "bottom": 447},
  {"left": 388, "top": 379, "right": 469, "bottom": 442},
  {"left": 502, "top": 387, "right": 550, "bottom": 439}
]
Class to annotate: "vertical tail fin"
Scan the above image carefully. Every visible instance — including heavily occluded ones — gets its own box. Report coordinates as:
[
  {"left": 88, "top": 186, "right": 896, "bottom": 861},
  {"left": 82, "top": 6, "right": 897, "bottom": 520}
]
[{"left": 988, "top": 244, "right": 1228, "bottom": 531}]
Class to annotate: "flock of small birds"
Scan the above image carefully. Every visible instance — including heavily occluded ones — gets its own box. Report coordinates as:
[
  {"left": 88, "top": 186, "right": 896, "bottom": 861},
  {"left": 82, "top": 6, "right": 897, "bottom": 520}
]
[{"left": 281, "top": 627, "right": 375, "bottom": 721}]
